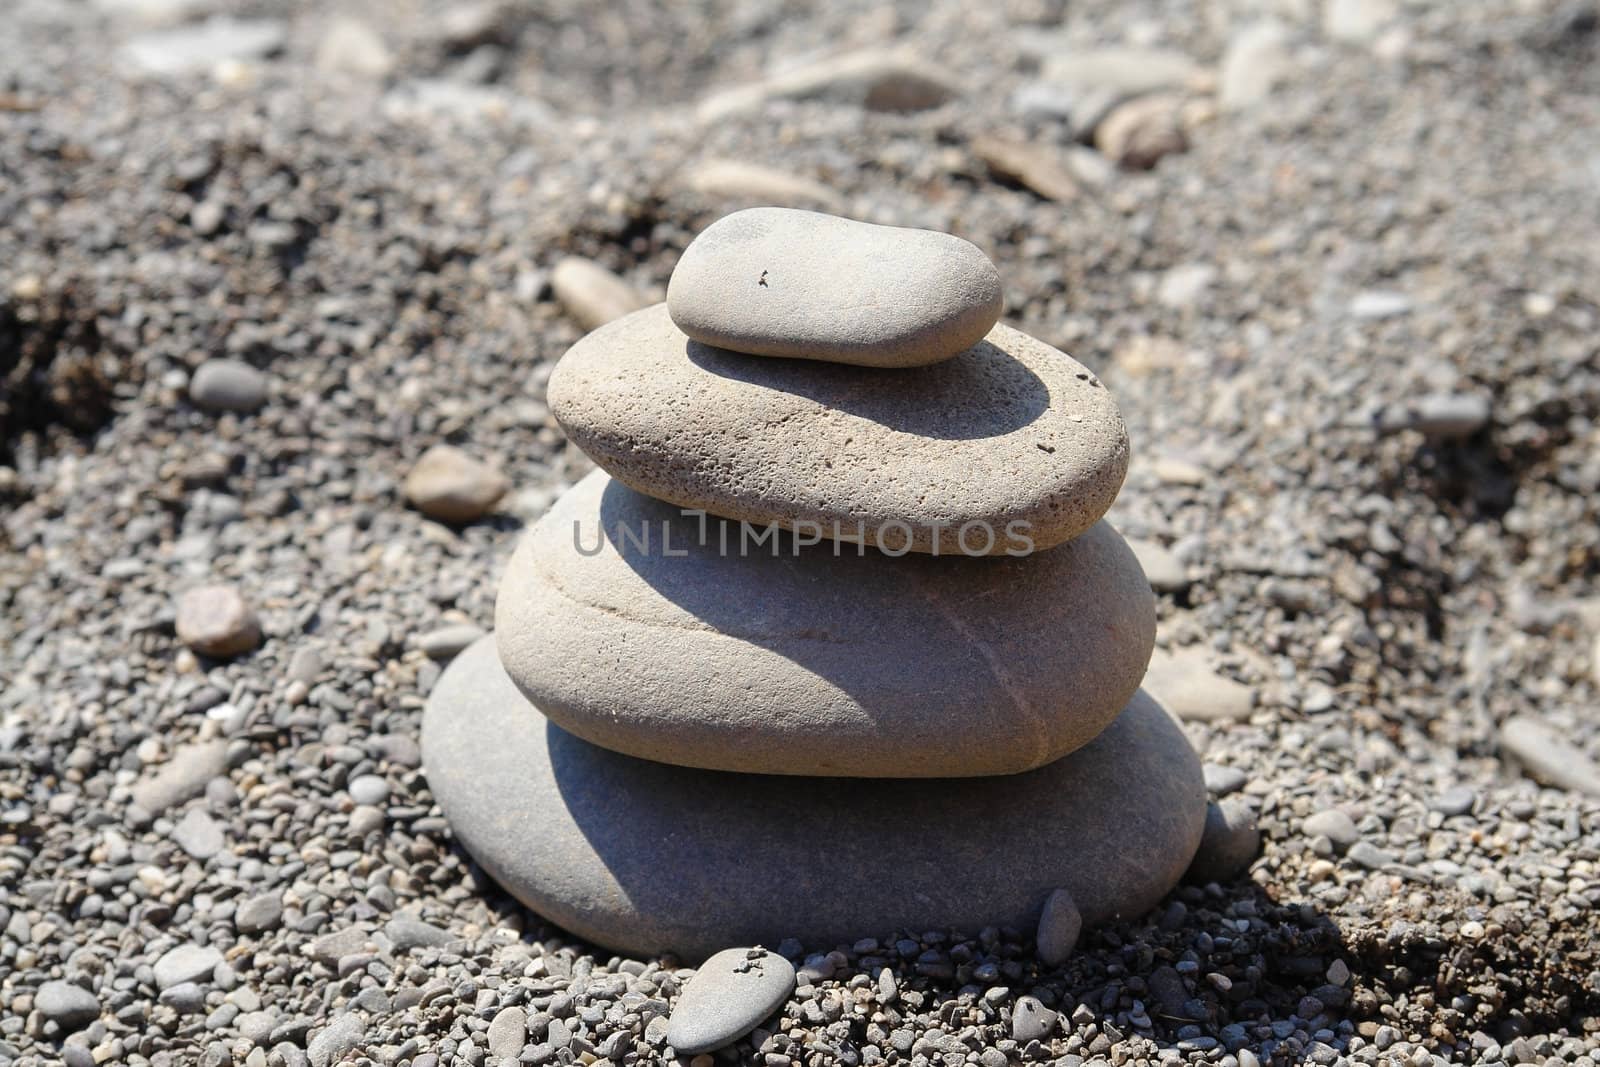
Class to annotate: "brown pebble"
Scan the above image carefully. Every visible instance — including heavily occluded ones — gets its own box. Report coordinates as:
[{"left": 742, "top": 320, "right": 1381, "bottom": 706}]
[
  {"left": 1095, "top": 94, "right": 1189, "bottom": 170},
  {"left": 175, "top": 584, "right": 261, "bottom": 658},
  {"left": 403, "top": 445, "right": 509, "bottom": 523}
]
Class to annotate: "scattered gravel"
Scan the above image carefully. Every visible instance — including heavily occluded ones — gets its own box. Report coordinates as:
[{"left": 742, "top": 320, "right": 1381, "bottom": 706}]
[{"left": 3, "top": 0, "right": 1599, "bottom": 1064}]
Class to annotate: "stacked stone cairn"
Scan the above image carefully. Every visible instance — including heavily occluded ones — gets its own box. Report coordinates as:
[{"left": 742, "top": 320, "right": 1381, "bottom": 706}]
[{"left": 423, "top": 209, "right": 1206, "bottom": 983}]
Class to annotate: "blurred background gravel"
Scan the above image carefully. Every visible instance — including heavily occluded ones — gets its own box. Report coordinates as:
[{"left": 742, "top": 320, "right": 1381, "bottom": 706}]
[{"left": 2, "top": 0, "right": 1599, "bottom": 1065}]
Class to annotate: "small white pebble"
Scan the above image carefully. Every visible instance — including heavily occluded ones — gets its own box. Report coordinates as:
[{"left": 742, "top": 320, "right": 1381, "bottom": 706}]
[
  {"left": 137, "top": 866, "right": 171, "bottom": 894},
  {"left": 1522, "top": 292, "right": 1556, "bottom": 317}
]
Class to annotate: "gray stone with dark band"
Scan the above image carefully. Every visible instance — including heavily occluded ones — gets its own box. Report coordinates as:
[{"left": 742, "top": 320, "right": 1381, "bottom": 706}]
[{"left": 421, "top": 636, "right": 1206, "bottom": 961}]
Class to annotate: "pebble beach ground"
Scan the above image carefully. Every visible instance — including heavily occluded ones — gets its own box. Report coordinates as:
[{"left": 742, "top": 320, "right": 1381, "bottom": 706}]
[{"left": 3, "top": 0, "right": 1600, "bottom": 1065}]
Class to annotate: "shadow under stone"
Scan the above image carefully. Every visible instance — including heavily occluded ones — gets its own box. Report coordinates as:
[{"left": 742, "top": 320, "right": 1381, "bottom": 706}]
[{"left": 684, "top": 334, "right": 1051, "bottom": 441}]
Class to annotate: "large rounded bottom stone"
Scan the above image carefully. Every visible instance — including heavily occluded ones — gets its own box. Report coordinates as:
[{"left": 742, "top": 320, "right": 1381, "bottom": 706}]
[{"left": 422, "top": 637, "right": 1206, "bottom": 961}]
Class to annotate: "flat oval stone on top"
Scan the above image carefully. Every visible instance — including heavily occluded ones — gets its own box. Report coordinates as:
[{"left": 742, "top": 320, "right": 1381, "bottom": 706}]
[
  {"left": 548, "top": 304, "right": 1129, "bottom": 556},
  {"left": 496, "top": 471, "right": 1155, "bottom": 778},
  {"left": 422, "top": 636, "right": 1207, "bottom": 962},
  {"left": 667, "top": 208, "right": 1002, "bottom": 368}
]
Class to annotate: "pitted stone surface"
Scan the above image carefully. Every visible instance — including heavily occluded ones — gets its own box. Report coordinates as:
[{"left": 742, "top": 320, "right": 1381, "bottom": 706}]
[
  {"left": 421, "top": 636, "right": 1206, "bottom": 961},
  {"left": 666, "top": 208, "right": 1001, "bottom": 368},
  {"left": 548, "top": 304, "right": 1129, "bottom": 556},
  {"left": 495, "top": 472, "right": 1155, "bottom": 778}
]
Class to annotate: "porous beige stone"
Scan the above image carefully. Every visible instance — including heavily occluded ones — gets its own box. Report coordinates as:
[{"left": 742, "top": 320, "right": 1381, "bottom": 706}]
[{"left": 548, "top": 304, "right": 1129, "bottom": 556}]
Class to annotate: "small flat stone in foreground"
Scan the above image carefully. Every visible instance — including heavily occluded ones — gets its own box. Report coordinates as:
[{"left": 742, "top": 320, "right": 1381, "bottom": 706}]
[
  {"left": 487, "top": 1006, "right": 528, "bottom": 1060},
  {"left": 414, "top": 623, "right": 486, "bottom": 661},
  {"left": 384, "top": 916, "right": 453, "bottom": 952},
  {"left": 308, "top": 1013, "right": 366, "bottom": 1067},
  {"left": 1430, "top": 785, "right": 1477, "bottom": 816},
  {"left": 666, "top": 947, "right": 796, "bottom": 1054},
  {"left": 235, "top": 892, "right": 284, "bottom": 934},
  {"left": 1012, "top": 996, "right": 1057, "bottom": 1042},
  {"left": 1303, "top": 808, "right": 1360, "bottom": 850}
]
